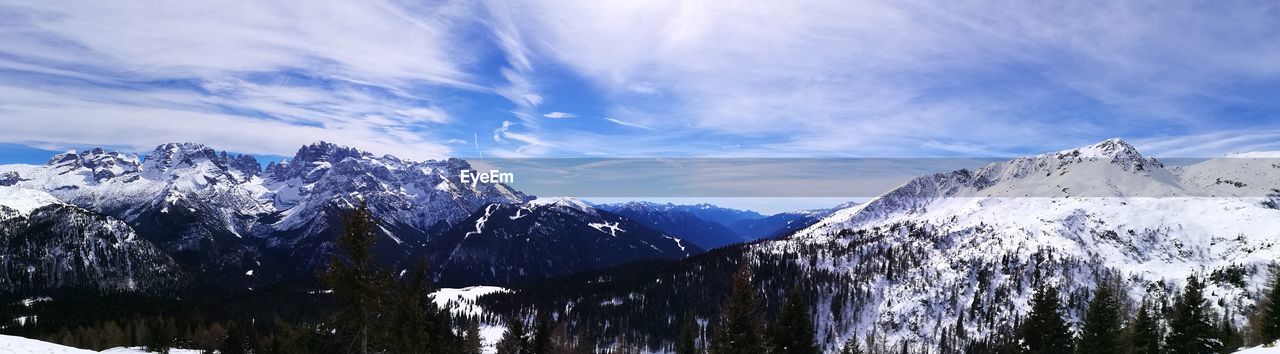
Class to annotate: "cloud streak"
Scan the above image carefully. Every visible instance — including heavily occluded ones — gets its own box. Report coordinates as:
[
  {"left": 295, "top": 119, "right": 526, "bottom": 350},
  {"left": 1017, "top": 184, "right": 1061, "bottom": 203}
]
[{"left": 604, "top": 117, "right": 654, "bottom": 131}]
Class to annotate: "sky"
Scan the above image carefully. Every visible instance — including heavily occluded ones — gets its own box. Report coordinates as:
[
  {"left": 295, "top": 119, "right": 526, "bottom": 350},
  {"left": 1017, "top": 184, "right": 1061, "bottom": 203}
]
[{"left": 1, "top": 1, "right": 1279, "bottom": 164}]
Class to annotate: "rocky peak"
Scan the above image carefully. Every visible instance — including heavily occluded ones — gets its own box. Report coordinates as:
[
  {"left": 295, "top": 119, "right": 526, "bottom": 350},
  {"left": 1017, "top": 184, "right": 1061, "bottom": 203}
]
[
  {"left": 1051, "top": 138, "right": 1162, "bottom": 172},
  {"left": 143, "top": 143, "right": 220, "bottom": 170},
  {"left": 282, "top": 141, "right": 372, "bottom": 182}
]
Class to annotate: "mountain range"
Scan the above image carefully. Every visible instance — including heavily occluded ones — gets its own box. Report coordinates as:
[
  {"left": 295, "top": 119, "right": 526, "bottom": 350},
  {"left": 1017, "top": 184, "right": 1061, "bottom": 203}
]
[
  {"left": 472, "top": 138, "right": 1280, "bottom": 352},
  {"left": 0, "top": 142, "right": 827, "bottom": 291}
]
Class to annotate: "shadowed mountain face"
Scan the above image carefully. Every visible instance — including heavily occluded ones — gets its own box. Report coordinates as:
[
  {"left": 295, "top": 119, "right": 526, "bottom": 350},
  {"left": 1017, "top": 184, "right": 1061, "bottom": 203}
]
[
  {"left": 0, "top": 189, "right": 183, "bottom": 294},
  {"left": 429, "top": 198, "right": 701, "bottom": 286}
]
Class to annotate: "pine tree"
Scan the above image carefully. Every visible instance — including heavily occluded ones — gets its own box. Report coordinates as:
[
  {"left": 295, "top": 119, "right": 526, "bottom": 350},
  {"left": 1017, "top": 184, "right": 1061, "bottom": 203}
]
[
  {"left": 839, "top": 337, "right": 863, "bottom": 354},
  {"left": 1018, "top": 283, "right": 1073, "bottom": 354},
  {"left": 1167, "top": 275, "right": 1220, "bottom": 354},
  {"left": 220, "top": 322, "right": 247, "bottom": 354},
  {"left": 1256, "top": 266, "right": 1280, "bottom": 344},
  {"left": 1220, "top": 309, "right": 1242, "bottom": 352},
  {"left": 387, "top": 258, "right": 457, "bottom": 354},
  {"left": 531, "top": 310, "right": 553, "bottom": 354},
  {"left": 676, "top": 313, "right": 699, "bottom": 354},
  {"left": 145, "top": 318, "right": 173, "bottom": 354},
  {"left": 772, "top": 288, "right": 818, "bottom": 354},
  {"left": 1078, "top": 284, "right": 1123, "bottom": 354},
  {"left": 1127, "top": 302, "right": 1162, "bottom": 354},
  {"left": 321, "top": 203, "right": 392, "bottom": 354},
  {"left": 709, "top": 264, "right": 770, "bottom": 354},
  {"left": 496, "top": 316, "right": 527, "bottom": 354},
  {"left": 465, "top": 320, "right": 483, "bottom": 354}
]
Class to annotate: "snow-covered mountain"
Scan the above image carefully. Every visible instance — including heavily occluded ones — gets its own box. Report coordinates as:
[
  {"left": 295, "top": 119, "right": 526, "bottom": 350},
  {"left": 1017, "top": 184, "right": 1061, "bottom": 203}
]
[
  {"left": 0, "top": 142, "right": 531, "bottom": 285},
  {"left": 0, "top": 142, "right": 729, "bottom": 290},
  {"left": 597, "top": 202, "right": 765, "bottom": 227},
  {"left": 596, "top": 201, "right": 747, "bottom": 249},
  {"left": 0, "top": 186, "right": 182, "bottom": 293},
  {"left": 748, "top": 138, "right": 1280, "bottom": 350},
  {"left": 430, "top": 197, "right": 701, "bottom": 286},
  {"left": 492, "top": 139, "right": 1280, "bottom": 352}
]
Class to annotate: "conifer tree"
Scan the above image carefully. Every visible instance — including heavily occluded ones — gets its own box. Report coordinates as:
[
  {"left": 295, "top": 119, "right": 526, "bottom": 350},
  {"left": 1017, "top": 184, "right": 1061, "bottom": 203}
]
[
  {"left": 1167, "top": 275, "right": 1220, "bottom": 354},
  {"left": 1221, "top": 309, "right": 1242, "bottom": 351},
  {"left": 464, "top": 320, "right": 483, "bottom": 354},
  {"left": 387, "top": 258, "right": 457, "bottom": 354},
  {"left": 1078, "top": 284, "right": 1123, "bottom": 354},
  {"left": 772, "top": 288, "right": 818, "bottom": 354},
  {"left": 710, "top": 264, "right": 770, "bottom": 354},
  {"left": 676, "top": 313, "right": 699, "bottom": 354},
  {"left": 531, "top": 310, "right": 553, "bottom": 354},
  {"left": 322, "top": 203, "right": 391, "bottom": 354},
  {"left": 496, "top": 316, "right": 527, "bottom": 354},
  {"left": 1256, "top": 267, "right": 1280, "bottom": 344},
  {"left": 1018, "top": 283, "right": 1073, "bottom": 354},
  {"left": 1127, "top": 302, "right": 1162, "bottom": 354},
  {"left": 839, "top": 337, "right": 863, "bottom": 354}
]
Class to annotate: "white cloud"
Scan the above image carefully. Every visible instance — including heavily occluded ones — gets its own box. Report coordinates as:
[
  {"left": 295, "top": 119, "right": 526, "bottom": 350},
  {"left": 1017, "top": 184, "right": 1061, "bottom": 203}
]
[
  {"left": 0, "top": 0, "right": 483, "bottom": 159},
  {"left": 604, "top": 117, "right": 654, "bottom": 131},
  {"left": 543, "top": 112, "right": 576, "bottom": 119},
  {"left": 498, "top": 0, "right": 1280, "bottom": 156}
]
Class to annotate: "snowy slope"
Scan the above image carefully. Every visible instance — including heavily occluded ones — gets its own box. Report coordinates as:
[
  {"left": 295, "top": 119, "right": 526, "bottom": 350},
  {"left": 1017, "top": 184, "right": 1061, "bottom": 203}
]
[
  {"left": 0, "top": 334, "right": 202, "bottom": 353},
  {"left": 754, "top": 138, "right": 1280, "bottom": 350},
  {"left": 431, "top": 286, "right": 511, "bottom": 354},
  {"left": 1237, "top": 344, "right": 1280, "bottom": 354},
  {"left": 0, "top": 187, "right": 62, "bottom": 216}
]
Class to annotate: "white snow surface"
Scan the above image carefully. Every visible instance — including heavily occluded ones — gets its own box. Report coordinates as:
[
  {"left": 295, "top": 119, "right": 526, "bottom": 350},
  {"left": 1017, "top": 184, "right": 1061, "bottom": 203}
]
[
  {"left": 0, "top": 186, "right": 62, "bottom": 215},
  {"left": 528, "top": 196, "right": 597, "bottom": 215},
  {"left": 1236, "top": 344, "right": 1280, "bottom": 354},
  {"left": 0, "top": 335, "right": 202, "bottom": 353}
]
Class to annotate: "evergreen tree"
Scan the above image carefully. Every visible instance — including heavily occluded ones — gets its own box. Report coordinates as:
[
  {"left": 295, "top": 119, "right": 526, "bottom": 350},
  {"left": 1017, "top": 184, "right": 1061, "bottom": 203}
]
[
  {"left": 1167, "top": 275, "right": 1220, "bottom": 354},
  {"left": 220, "top": 322, "right": 247, "bottom": 354},
  {"left": 1220, "top": 309, "right": 1242, "bottom": 352},
  {"left": 531, "top": 310, "right": 553, "bottom": 354},
  {"left": 1078, "top": 284, "right": 1123, "bottom": 354},
  {"left": 145, "top": 318, "right": 173, "bottom": 354},
  {"left": 321, "top": 203, "right": 391, "bottom": 354},
  {"left": 1018, "top": 283, "right": 1073, "bottom": 354},
  {"left": 839, "top": 337, "right": 863, "bottom": 354},
  {"left": 1256, "top": 266, "right": 1280, "bottom": 344},
  {"left": 772, "top": 288, "right": 818, "bottom": 354},
  {"left": 676, "top": 313, "right": 699, "bottom": 354},
  {"left": 709, "top": 264, "right": 770, "bottom": 354},
  {"left": 496, "top": 316, "right": 527, "bottom": 354},
  {"left": 1127, "top": 302, "right": 1162, "bottom": 354},
  {"left": 387, "top": 258, "right": 457, "bottom": 354},
  {"left": 464, "top": 320, "right": 483, "bottom": 354}
]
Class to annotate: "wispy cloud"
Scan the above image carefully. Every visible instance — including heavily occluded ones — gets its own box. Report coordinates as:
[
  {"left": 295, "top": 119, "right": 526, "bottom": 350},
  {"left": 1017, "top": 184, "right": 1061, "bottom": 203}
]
[
  {"left": 499, "top": 0, "right": 1280, "bottom": 156},
  {"left": 543, "top": 112, "right": 576, "bottom": 119},
  {"left": 0, "top": 0, "right": 479, "bottom": 159},
  {"left": 604, "top": 117, "right": 654, "bottom": 131}
]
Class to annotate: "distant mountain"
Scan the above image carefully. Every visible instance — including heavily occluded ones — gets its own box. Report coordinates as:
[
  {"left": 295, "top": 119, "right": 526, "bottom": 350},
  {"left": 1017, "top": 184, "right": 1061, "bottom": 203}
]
[
  {"left": 597, "top": 202, "right": 765, "bottom": 227},
  {"left": 0, "top": 187, "right": 182, "bottom": 293},
  {"left": 596, "top": 201, "right": 746, "bottom": 249},
  {"left": 727, "top": 201, "right": 857, "bottom": 240},
  {"left": 429, "top": 198, "right": 701, "bottom": 286}
]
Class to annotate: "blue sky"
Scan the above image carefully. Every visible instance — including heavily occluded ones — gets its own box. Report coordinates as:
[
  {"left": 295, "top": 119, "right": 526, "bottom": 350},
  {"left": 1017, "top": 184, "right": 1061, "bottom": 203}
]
[{"left": 1, "top": 0, "right": 1280, "bottom": 166}]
